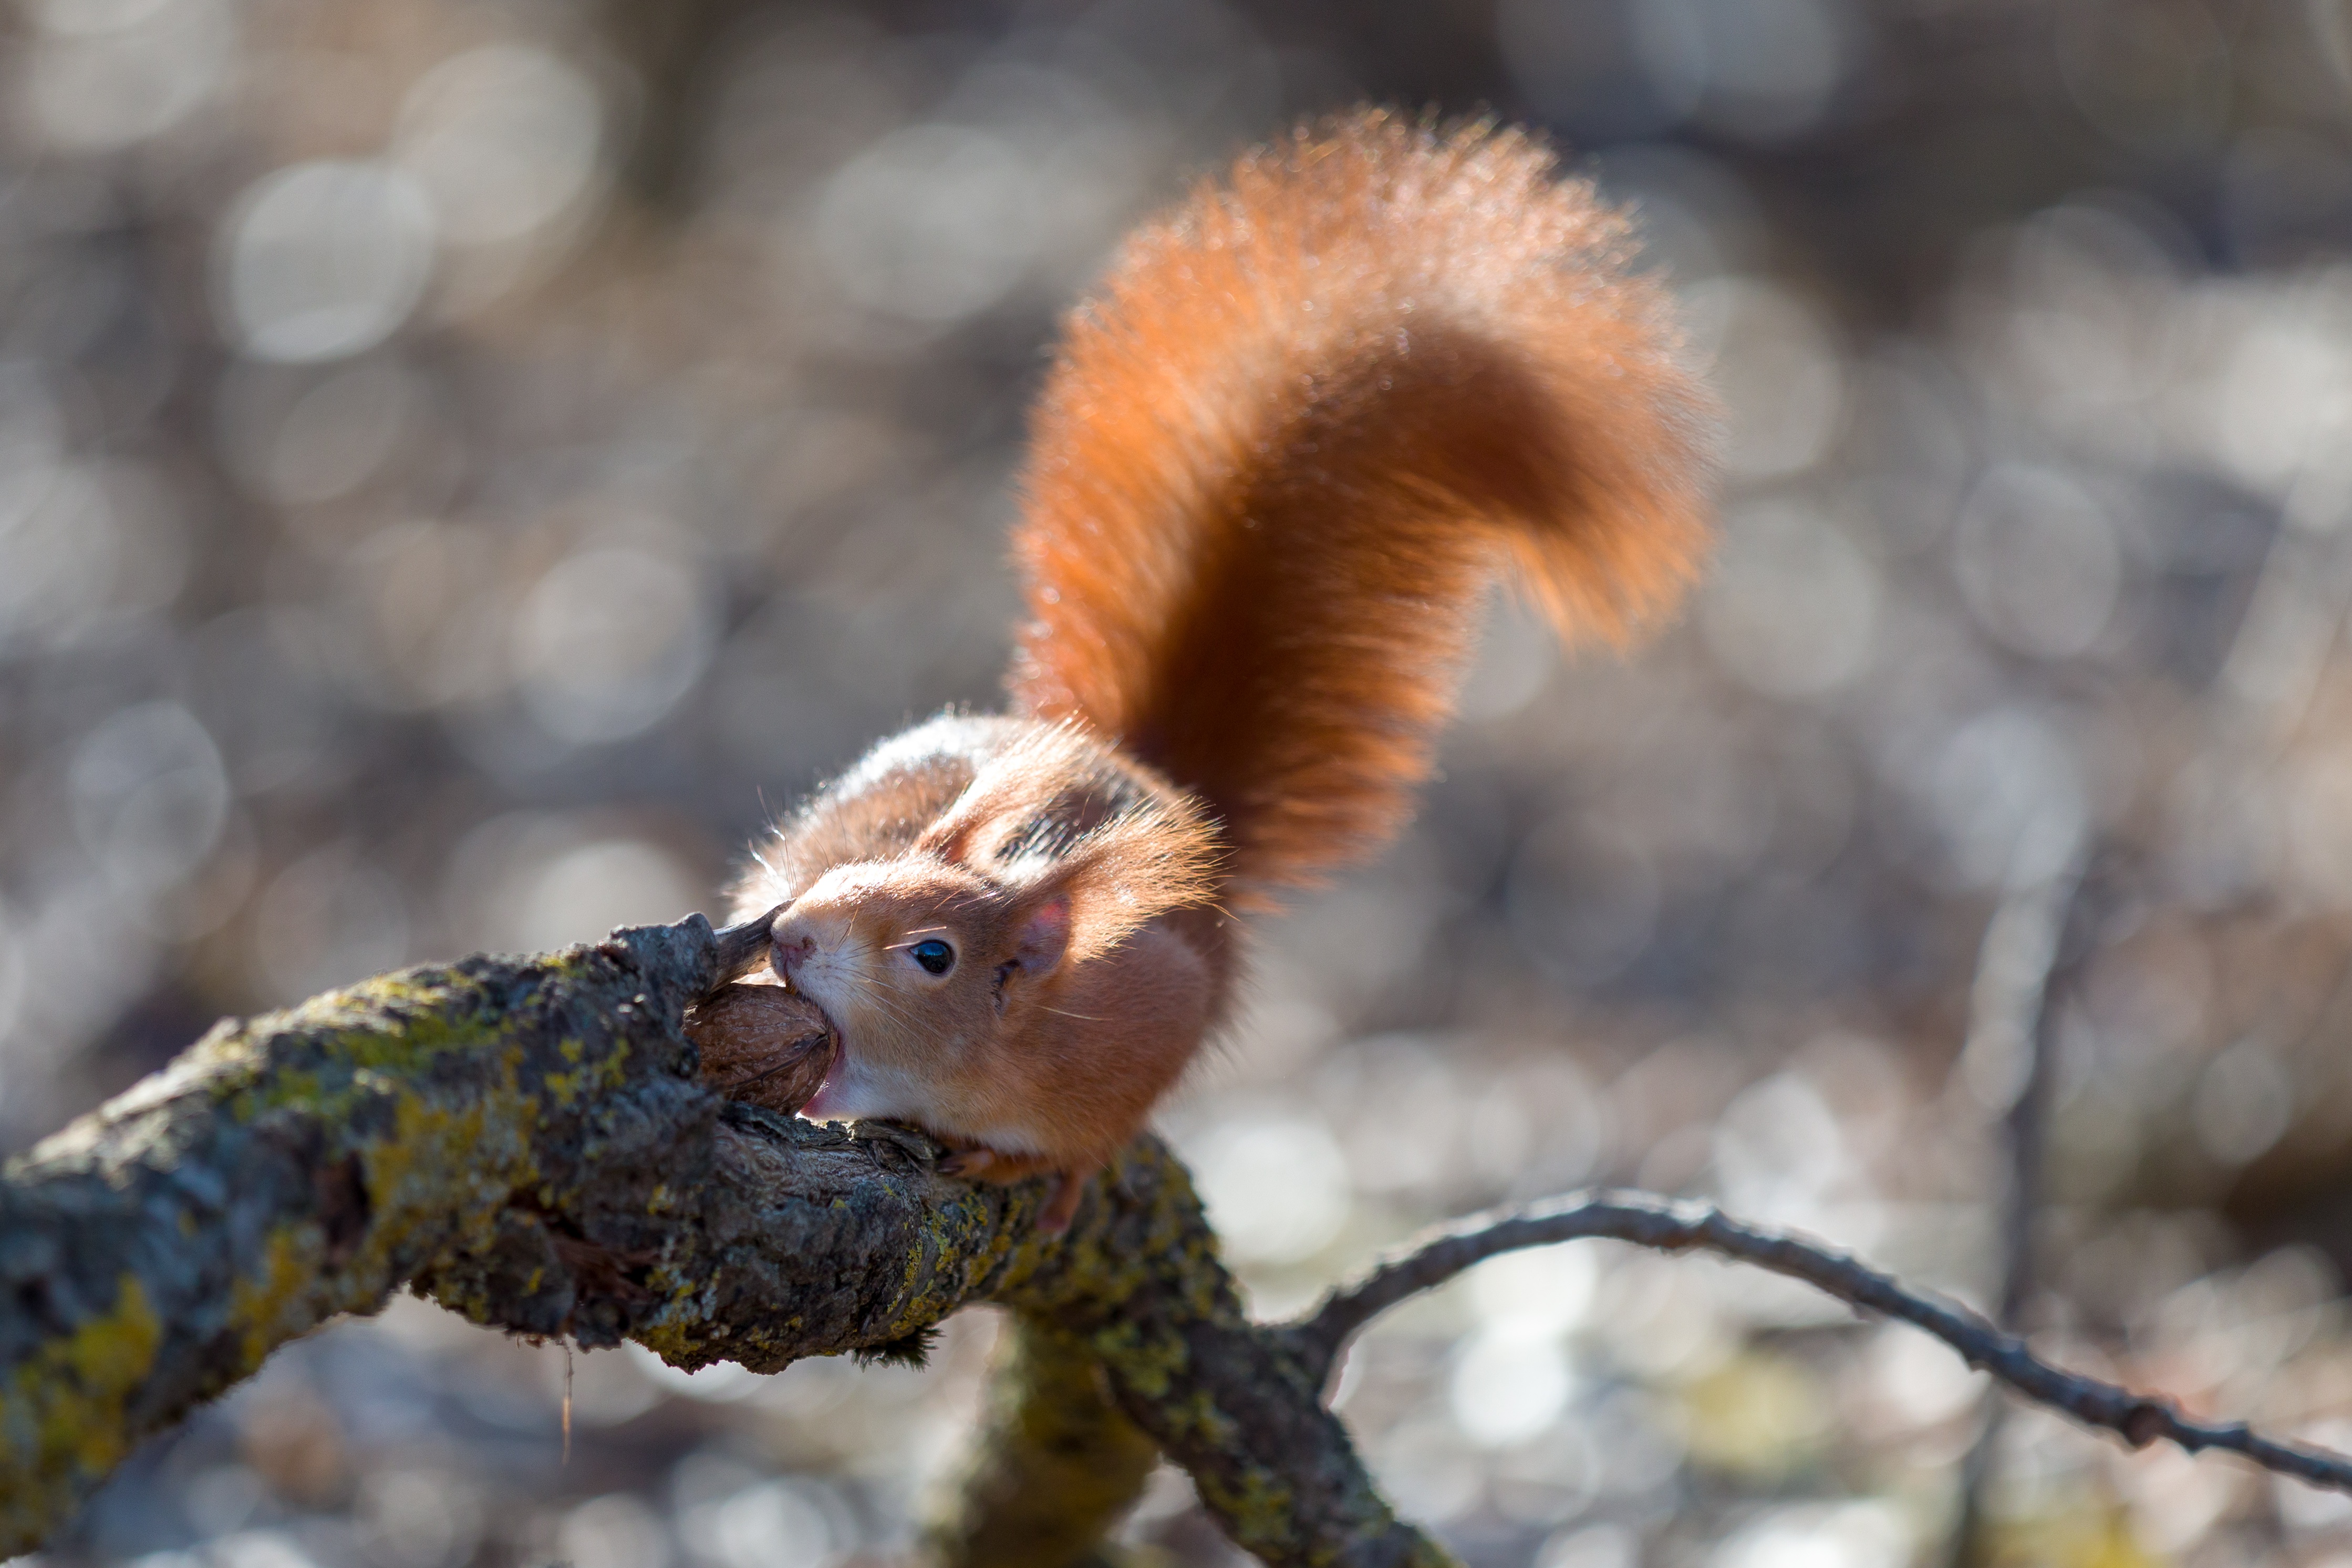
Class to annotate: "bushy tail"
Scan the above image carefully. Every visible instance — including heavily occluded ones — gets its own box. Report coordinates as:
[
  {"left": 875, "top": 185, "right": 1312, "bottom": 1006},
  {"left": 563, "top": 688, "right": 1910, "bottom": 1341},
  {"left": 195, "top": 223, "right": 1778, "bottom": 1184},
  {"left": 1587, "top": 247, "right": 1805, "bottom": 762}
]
[{"left": 1007, "top": 110, "right": 1718, "bottom": 898}]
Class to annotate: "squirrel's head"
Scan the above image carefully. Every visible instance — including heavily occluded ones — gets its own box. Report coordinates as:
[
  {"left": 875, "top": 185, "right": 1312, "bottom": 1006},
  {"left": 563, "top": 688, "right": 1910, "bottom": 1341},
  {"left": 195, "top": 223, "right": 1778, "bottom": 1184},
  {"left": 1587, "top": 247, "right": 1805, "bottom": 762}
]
[
  {"left": 771, "top": 723, "right": 1220, "bottom": 1136},
  {"left": 769, "top": 856, "right": 1077, "bottom": 1128}
]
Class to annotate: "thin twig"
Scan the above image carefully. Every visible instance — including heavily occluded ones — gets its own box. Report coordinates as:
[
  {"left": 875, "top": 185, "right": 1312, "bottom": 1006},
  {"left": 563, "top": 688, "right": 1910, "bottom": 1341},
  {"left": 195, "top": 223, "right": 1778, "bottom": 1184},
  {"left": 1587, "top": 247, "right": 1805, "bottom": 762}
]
[
  {"left": 1980, "top": 852, "right": 2096, "bottom": 1327},
  {"left": 1949, "top": 843, "right": 2100, "bottom": 1564},
  {"left": 1291, "top": 1191, "right": 2352, "bottom": 1497}
]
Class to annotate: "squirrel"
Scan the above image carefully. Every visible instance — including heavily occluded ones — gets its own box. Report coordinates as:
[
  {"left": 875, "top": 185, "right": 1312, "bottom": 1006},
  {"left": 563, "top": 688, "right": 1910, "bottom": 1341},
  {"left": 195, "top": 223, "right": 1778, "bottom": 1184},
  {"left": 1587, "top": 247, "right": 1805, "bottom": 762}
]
[{"left": 724, "top": 110, "right": 1718, "bottom": 1231}]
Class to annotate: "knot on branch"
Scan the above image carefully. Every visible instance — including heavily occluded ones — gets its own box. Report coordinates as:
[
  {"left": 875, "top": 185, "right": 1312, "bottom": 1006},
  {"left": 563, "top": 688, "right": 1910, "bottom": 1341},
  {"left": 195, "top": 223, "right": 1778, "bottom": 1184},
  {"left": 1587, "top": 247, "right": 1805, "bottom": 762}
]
[{"left": 2121, "top": 1398, "right": 2181, "bottom": 1449}]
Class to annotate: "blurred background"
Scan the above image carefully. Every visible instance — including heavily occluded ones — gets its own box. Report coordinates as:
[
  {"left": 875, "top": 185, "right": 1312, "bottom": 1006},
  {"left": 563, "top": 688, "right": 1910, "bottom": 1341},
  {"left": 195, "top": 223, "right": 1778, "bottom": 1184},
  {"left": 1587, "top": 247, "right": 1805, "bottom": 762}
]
[{"left": 9, "top": 0, "right": 2352, "bottom": 1564}]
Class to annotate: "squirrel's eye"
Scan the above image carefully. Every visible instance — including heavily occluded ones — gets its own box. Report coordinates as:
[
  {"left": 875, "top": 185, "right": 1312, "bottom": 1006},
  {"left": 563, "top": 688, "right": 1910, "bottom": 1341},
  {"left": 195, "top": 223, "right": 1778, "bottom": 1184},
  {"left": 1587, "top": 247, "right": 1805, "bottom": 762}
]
[{"left": 909, "top": 939, "right": 955, "bottom": 975}]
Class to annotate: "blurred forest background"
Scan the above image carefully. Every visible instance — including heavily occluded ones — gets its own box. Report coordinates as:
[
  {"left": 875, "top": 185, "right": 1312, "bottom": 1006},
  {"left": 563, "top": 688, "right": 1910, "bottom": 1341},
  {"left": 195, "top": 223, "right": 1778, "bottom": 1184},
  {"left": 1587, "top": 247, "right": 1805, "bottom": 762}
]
[{"left": 8, "top": 0, "right": 2352, "bottom": 1564}]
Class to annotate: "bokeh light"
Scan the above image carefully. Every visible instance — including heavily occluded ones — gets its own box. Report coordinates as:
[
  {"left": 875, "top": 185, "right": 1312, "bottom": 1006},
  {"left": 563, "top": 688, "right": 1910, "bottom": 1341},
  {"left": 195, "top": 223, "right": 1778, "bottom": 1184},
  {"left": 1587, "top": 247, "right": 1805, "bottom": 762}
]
[{"left": 11, "top": 2, "right": 2352, "bottom": 1564}]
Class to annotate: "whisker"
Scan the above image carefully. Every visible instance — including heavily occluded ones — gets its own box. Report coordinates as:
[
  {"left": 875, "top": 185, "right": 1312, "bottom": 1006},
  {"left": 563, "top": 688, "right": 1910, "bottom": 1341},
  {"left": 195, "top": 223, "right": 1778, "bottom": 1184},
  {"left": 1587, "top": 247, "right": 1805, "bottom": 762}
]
[
  {"left": 873, "top": 999, "right": 940, "bottom": 1038},
  {"left": 853, "top": 987, "right": 929, "bottom": 1032}
]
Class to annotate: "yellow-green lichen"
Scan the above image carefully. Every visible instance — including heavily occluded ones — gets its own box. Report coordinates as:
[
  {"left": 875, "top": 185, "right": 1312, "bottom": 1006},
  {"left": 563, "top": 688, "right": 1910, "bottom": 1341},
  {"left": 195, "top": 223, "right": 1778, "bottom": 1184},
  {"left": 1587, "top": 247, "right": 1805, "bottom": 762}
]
[
  {"left": 3, "top": 942, "right": 683, "bottom": 1555},
  {"left": 218, "top": 990, "right": 497, "bottom": 1125},
  {"left": 0, "top": 1273, "right": 163, "bottom": 1551},
  {"left": 360, "top": 1055, "right": 542, "bottom": 1263},
  {"left": 632, "top": 1317, "right": 707, "bottom": 1365},
  {"left": 211, "top": 952, "right": 618, "bottom": 1124},
  {"left": 543, "top": 1035, "right": 629, "bottom": 1110},
  {"left": 1197, "top": 1466, "right": 1304, "bottom": 1560},
  {"left": 918, "top": 1317, "right": 1157, "bottom": 1568},
  {"left": 227, "top": 1228, "right": 316, "bottom": 1377}
]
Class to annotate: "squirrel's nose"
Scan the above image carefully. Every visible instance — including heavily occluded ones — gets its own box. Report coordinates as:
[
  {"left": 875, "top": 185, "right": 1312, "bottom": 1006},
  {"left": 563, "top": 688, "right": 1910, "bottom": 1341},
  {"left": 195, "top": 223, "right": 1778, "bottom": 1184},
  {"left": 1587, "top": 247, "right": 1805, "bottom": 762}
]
[{"left": 771, "top": 932, "right": 816, "bottom": 984}]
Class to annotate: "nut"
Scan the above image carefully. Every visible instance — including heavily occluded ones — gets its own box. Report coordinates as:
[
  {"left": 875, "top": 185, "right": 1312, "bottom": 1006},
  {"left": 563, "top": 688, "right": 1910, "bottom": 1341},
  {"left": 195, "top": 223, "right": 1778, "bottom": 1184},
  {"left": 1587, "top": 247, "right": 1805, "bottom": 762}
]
[{"left": 685, "top": 983, "right": 838, "bottom": 1115}]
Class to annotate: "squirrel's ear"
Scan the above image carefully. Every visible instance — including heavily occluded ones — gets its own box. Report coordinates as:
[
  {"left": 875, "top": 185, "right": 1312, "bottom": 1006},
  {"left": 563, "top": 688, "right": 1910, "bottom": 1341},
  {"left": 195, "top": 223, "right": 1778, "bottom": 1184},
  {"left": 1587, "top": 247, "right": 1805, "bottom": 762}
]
[
  {"left": 1014, "top": 894, "right": 1072, "bottom": 975},
  {"left": 917, "top": 813, "right": 983, "bottom": 866}
]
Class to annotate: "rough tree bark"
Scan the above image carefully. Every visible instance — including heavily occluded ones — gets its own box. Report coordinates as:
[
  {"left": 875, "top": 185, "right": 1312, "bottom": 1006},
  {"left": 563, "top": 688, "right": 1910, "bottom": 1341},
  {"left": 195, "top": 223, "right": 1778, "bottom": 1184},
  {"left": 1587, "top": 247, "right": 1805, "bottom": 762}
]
[
  {"left": 919, "top": 1316, "right": 1161, "bottom": 1566},
  {"left": 10, "top": 915, "right": 2352, "bottom": 1566},
  {"left": 0, "top": 916, "right": 1446, "bottom": 1566}
]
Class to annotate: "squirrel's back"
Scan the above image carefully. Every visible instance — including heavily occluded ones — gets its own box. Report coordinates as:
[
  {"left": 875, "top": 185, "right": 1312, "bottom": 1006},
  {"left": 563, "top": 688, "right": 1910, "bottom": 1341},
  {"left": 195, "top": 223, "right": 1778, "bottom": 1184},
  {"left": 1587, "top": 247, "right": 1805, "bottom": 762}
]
[{"left": 1008, "top": 111, "right": 1718, "bottom": 899}]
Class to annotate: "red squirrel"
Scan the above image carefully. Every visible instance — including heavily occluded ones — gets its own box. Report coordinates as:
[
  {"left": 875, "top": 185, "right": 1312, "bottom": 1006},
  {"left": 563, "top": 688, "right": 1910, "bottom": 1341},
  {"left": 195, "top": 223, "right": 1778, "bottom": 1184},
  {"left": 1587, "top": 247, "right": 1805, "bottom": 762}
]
[{"left": 725, "top": 111, "right": 1718, "bottom": 1230}]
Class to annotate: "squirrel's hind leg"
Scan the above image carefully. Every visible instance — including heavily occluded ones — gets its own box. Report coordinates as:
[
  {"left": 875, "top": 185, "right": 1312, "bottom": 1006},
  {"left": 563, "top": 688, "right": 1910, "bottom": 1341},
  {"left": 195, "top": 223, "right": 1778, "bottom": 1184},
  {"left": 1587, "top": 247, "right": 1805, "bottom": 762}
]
[{"left": 1037, "top": 1161, "right": 1100, "bottom": 1232}]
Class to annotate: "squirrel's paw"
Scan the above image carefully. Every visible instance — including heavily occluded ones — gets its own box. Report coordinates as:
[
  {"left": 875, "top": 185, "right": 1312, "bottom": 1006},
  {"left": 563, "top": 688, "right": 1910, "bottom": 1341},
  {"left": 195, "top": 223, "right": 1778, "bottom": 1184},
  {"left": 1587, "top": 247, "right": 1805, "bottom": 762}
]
[
  {"left": 934, "top": 1145, "right": 992, "bottom": 1178},
  {"left": 932, "top": 1144, "right": 1091, "bottom": 1231},
  {"left": 936, "top": 1145, "right": 1052, "bottom": 1181},
  {"left": 1037, "top": 1172, "right": 1087, "bottom": 1233}
]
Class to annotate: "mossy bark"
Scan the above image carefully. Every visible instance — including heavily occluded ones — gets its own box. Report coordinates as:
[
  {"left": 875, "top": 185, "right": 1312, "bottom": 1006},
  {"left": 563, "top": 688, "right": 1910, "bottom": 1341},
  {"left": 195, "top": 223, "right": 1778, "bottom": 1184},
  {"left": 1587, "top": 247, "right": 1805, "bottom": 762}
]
[
  {"left": 0, "top": 917, "right": 1455, "bottom": 1567},
  {"left": 921, "top": 1316, "right": 1160, "bottom": 1567}
]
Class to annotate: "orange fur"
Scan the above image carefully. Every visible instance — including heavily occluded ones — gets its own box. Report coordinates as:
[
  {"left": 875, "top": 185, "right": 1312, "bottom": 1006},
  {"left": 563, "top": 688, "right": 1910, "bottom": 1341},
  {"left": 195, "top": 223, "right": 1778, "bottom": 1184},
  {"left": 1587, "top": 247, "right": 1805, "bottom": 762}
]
[
  {"left": 732, "top": 111, "right": 1718, "bottom": 1229},
  {"left": 742, "top": 714, "right": 1217, "bottom": 1228},
  {"left": 911, "top": 721, "right": 1220, "bottom": 961},
  {"left": 1008, "top": 110, "right": 1718, "bottom": 897}
]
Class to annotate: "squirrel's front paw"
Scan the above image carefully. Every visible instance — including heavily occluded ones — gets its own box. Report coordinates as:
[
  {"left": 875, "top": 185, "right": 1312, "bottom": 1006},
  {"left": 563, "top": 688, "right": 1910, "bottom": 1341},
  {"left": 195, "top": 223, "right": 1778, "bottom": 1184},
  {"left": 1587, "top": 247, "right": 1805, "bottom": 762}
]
[
  {"left": 935, "top": 1146, "right": 995, "bottom": 1178},
  {"left": 936, "top": 1145, "right": 1059, "bottom": 1183},
  {"left": 933, "top": 1144, "right": 1085, "bottom": 1229}
]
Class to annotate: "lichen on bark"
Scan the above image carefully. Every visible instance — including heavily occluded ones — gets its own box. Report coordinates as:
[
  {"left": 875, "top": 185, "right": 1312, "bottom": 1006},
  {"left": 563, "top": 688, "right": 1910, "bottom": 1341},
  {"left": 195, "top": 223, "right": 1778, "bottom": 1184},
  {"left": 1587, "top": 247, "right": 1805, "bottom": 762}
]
[
  {"left": 0, "top": 921, "right": 716, "bottom": 1546},
  {"left": 921, "top": 1315, "right": 1160, "bottom": 1567},
  {"left": 0, "top": 916, "right": 1459, "bottom": 1568}
]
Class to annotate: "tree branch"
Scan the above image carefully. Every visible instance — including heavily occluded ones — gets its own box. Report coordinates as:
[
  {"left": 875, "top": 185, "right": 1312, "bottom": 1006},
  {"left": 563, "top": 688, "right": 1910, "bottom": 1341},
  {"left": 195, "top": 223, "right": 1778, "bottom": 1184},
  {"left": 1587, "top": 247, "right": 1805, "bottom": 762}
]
[
  {"left": 920, "top": 1315, "right": 1160, "bottom": 1568},
  {"left": 1290, "top": 1192, "right": 2352, "bottom": 1494},
  {"left": 14, "top": 914, "right": 2351, "bottom": 1568},
  {"left": 0, "top": 916, "right": 1447, "bottom": 1567}
]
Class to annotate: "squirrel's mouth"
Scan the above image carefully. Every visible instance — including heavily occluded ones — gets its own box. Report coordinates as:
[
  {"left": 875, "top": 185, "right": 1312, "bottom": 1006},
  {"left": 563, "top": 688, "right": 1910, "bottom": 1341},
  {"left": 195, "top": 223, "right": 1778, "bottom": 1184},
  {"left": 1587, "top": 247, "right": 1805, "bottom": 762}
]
[
  {"left": 800, "top": 1075, "right": 848, "bottom": 1119},
  {"left": 767, "top": 974, "right": 842, "bottom": 1115},
  {"left": 799, "top": 1035, "right": 861, "bottom": 1120}
]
